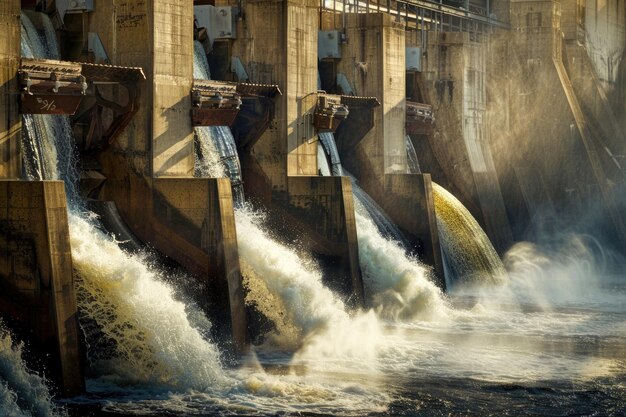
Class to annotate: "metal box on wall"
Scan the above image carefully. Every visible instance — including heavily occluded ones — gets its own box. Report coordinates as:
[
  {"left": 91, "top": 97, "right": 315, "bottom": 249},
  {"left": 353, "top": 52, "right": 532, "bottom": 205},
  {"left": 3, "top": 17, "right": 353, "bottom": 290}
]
[
  {"left": 195, "top": 5, "right": 237, "bottom": 44},
  {"left": 318, "top": 31, "right": 342, "bottom": 59},
  {"left": 406, "top": 47, "right": 422, "bottom": 72}
]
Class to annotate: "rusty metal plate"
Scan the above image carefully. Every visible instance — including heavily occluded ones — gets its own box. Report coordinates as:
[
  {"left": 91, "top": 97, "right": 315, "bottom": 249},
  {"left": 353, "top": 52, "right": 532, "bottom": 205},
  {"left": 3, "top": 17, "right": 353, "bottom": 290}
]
[
  {"left": 340, "top": 95, "right": 380, "bottom": 109},
  {"left": 21, "top": 94, "right": 82, "bottom": 115},
  {"left": 81, "top": 62, "right": 146, "bottom": 83},
  {"left": 192, "top": 108, "right": 239, "bottom": 126},
  {"left": 406, "top": 119, "right": 434, "bottom": 136}
]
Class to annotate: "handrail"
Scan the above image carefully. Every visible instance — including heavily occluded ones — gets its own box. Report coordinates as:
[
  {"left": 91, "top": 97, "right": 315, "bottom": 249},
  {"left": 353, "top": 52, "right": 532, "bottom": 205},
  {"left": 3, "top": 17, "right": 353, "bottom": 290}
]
[{"left": 320, "top": 0, "right": 510, "bottom": 32}]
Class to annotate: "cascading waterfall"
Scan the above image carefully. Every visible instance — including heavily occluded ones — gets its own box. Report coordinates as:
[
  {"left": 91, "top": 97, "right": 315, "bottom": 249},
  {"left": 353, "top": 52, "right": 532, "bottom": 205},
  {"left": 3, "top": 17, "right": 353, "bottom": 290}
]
[
  {"left": 0, "top": 322, "right": 64, "bottom": 417},
  {"left": 20, "top": 12, "right": 80, "bottom": 204},
  {"left": 318, "top": 133, "right": 410, "bottom": 249},
  {"left": 404, "top": 130, "right": 505, "bottom": 286},
  {"left": 192, "top": 43, "right": 382, "bottom": 361},
  {"left": 405, "top": 135, "right": 421, "bottom": 174},
  {"left": 432, "top": 182, "right": 506, "bottom": 286},
  {"left": 20, "top": 12, "right": 230, "bottom": 392},
  {"left": 193, "top": 42, "right": 245, "bottom": 205},
  {"left": 70, "top": 215, "right": 230, "bottom": 390},
  {"left": 318, "top": 133, "right": 448, "bottom": 321},
  {"left": 5, "top": 9, "right": 624, "bottom": 417}
]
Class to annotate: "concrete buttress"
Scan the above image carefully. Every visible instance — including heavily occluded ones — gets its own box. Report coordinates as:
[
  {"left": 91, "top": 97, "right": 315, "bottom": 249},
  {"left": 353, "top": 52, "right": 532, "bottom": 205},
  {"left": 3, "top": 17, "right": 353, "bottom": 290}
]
[{"left": 97, "top": 0, "right": 247, "bottom": 351}]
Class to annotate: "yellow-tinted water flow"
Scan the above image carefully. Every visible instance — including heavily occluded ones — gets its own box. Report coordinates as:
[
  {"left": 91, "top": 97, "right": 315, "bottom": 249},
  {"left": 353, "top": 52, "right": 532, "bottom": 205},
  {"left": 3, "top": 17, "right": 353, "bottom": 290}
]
[{"left": 433, "top": 182, "right": 506, "bottom": 285}]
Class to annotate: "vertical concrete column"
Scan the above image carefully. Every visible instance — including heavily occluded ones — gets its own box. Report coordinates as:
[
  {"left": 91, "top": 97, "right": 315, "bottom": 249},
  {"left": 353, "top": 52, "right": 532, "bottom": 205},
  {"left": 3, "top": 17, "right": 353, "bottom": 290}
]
[
  {"left": 0, "top": 0, "right": 21, "bottom": 179},
  {"left": 226, "top": 0, "right": 319, "bottom": 191},
  {"left": 330, "top": 13, "right": 445, "bottom": 284},
  {"left": 421, "top": 31, "right": 512, "bottom": 252},
  {"left": 384, "top": 174, "right": 446, "bottom": 289},
  {"left": 114, "top": 0, "right": 194, "bottom": 177},
  {"left": 224, "top": 0, "right": 364, "bottom": 302},
  {"left": 334, "top": 13, "right": 407, "bottom": 184},
  {"left": 103, "top": 1, "right": 247, "bottom": 350},
  {"left": 0, "top": 181, "right": 84, "bottom": 396},
  {"left": 502, "top": 0, "right": 626, "bottom": 245}
]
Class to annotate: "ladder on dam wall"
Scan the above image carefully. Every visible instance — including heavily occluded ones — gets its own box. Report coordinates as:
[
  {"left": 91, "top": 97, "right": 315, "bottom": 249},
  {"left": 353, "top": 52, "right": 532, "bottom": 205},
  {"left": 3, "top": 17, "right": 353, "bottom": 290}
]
[{"left": 553, "top": 54, "right": 626, "bottom": 245}]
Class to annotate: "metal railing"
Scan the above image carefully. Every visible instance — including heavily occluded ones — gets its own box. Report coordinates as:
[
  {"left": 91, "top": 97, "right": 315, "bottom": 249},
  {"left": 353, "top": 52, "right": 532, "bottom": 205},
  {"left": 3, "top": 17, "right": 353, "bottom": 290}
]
[{"left": 320, "top": 0, "right": 509, "bottom": 41}]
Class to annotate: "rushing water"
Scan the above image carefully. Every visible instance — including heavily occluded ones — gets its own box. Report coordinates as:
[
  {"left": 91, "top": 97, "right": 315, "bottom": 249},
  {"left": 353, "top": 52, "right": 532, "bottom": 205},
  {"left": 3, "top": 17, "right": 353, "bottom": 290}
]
[
  {"left": 8, "top": 12, "right": 625, "bottom": 417},
  {"left": 0, "top": 322, "right": 66, "bottom": 417},
  {"left": 433, "top": 182, "right": 506, "bottom": 287}
]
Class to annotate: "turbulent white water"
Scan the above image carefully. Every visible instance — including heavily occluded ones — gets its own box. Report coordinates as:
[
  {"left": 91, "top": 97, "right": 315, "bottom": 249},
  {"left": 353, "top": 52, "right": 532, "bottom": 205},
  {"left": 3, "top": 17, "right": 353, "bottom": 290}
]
[
  {"left": 0, "top": 323, "right": 65, "bottom": 417},
  {"left": 70, "top": 213, "right": 231, "bottom": 390},
  {"left": 20, "top": 11, "right": 231, "bottom": 393},
  {"left": 235, "top": 207, "right": 382, "bottom": 367},
  {"left": 318, "top": 132, "right": 448, "bottom": 321},
  {"left": 353, "top": 203, "right": 449, "bottom": 322}
]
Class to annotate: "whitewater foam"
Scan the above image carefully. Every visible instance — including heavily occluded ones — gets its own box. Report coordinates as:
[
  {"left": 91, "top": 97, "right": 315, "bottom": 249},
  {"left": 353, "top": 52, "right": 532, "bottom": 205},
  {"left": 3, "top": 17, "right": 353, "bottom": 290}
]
[
  {"left": 0, "top": 323, "right": 65, "bottom": 417},
  {"left": 69, "top": 213, "right": 231, "bottom": 391}
]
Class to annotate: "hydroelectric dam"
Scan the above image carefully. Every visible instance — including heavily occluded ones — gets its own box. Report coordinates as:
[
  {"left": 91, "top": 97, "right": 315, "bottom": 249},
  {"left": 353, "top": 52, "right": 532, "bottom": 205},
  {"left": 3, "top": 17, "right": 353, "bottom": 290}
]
[{"left": 0, "top": 0, "right": 625, "bottom": 416}]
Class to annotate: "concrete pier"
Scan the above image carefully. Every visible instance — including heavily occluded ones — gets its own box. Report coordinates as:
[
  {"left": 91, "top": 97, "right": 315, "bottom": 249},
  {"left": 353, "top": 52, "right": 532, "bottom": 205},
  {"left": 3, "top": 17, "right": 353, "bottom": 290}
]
[
  {"left": 0, "top": 181, "right": 83, "bottom": 396},
  {"left": 91, "top": 0, "right": 247, "bottom": 351},
  {"left": 216, "top": 0, "right": 364, "bottom": 303},
  {"left": 324, "top": 12, "right": 445, "bottom": 285},
  {"left": 487, "top": 0, "right": 626, "bottom": 246},
  {"left": 418, "top": 31, "right": 513, "bottom": 253}
]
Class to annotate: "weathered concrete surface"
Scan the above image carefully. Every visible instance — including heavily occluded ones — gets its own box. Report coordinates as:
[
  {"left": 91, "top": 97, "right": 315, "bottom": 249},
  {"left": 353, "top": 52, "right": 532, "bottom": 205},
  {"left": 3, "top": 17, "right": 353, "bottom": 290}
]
[
  {"left": 113, "top": 0, "right": 195, "bottom": 177},
  {"left": 487, "top": 0, "right": 626, "bottom": 246},
  {"left": 98, "top": 151, "right": 248, "bottom": 352},
  {"left": 583, "top": 0, "right": 625, "bottom": 93},
  {"left": 0, "top": 0, "right": 21, "bottom": 179},
  {"left": 85, "top": 0, "right": 248, "bottom": 350},
  {"left": 0, "top": 181, "right": 84, "bottom": 396},
  {"left": 331, "top": 13, "right": 408, "bottom": 182},
  {"left": 219, "top": 0, "right": 319, "bottom": 189},
  {"left": 420, "top": 31, "right": 513, "bottom": 253},
  {"left": 242, "top": 154, "right": 364, "bottom": 304}
]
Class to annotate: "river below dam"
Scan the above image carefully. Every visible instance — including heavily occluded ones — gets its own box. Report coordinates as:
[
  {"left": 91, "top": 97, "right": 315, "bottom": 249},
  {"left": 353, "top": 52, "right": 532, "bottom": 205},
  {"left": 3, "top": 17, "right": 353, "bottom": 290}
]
[{"left": 60, "top": 267, "right": 625, "bottom": 416}]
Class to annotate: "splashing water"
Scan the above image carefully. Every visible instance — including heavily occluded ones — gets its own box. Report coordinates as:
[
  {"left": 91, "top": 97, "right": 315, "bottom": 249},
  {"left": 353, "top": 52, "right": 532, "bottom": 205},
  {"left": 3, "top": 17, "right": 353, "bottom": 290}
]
[
  {"left": 234, "top": 207, "right": 382, "bottom": 367},
  {"left": 405, "top": 135, "right": 421, "bottom": 174},
  {"left": 318, "top": 133, "right": 448, "bottom": 321},
  {"left": 0, "top": 322, "right": 66, "bottom": 417},
  {"left": 20, "top": 12, "right": 230, "bottom": 393},
  {"left": 194, "top": 126, "right": 227, "bottom": 178},
  {"left": 20, "top": 12, "right": 81, "bottom": 204},
  {"left": 192, "top": 41, "right": 245, "bottom": 205},
  {"left": 354, "top": 204, "right": 449, "bottom": 322},
  {"left": 433, "top": 182, "right": 506, "bottom": 287},
  {"left": 70, "top": 213, "right": 231, "bottom": 390},
  {"left": 190, "top": 54, "right": 384, "bottom": 367}
]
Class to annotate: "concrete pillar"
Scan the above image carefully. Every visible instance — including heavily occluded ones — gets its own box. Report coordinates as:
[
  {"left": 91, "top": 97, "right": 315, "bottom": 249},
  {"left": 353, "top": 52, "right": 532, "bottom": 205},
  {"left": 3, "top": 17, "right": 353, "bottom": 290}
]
[
  {"left": 333, "top": 13, "right": 407, "bottom": 182},
  {"left": 383, "top": 174, "right": 445, "bottom": 290},
  {"left": 0, "top": 0, "right": 21, "bottom": 179},
  {"left": 420, "top": 31, "right": 513, "bottom": 253},
  {"left": 223, "top": 0, "right": 319, "bottom": 189},
  {"left": 94, "top": 0, "right": 247, "bottom": 351},
  {"left": 99, "top": 150, "right": 248, "bottom": 351},
  {"left": 327, "top": 13, "right": 445, "bottom": 284},
  {"left": 495, "top": 0, "right": 626, "bottom": 246},
  {"left": 0, "top": 181, "right": 84, "bottom": 396},
  {"left": 113, "top": 0, "right": 195, "bottom": 177},
  {"left": 220, "top": 0, "right": 364, "bottom": 303}
]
